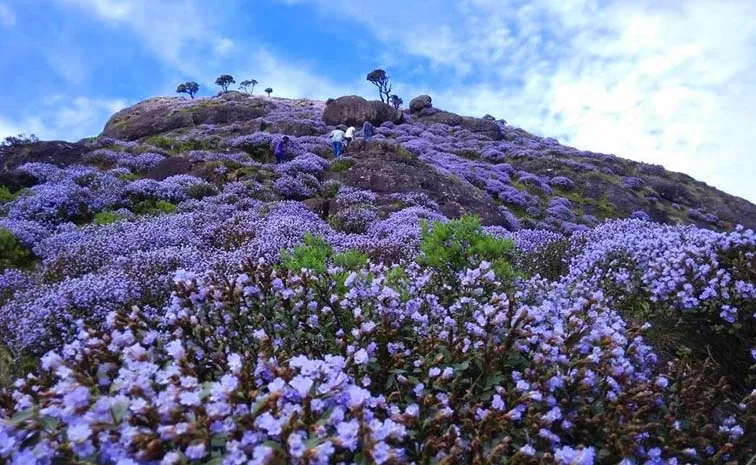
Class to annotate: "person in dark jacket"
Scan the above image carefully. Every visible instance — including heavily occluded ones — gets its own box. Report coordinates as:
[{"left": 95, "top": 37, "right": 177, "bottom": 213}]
[
  {"left": 362, "top": 121, "right": 374, "bottom": 141},
  {"left": 274, "top": 136, "right": 289, "bottom": 164}
]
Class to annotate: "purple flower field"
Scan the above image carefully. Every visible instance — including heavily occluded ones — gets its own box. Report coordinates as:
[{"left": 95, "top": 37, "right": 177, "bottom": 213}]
[{"left": 0, "top": 93, "right": 754, "bottom": 464}]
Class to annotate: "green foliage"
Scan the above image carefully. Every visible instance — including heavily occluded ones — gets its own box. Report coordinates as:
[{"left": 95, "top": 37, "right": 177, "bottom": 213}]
[
  {"left": 176, "top": 81, "right": 199, "bottom": 98},
  {"left": 323, "top": 181, "right": 341, "bottom": 199},
  {"left": 144, "top": 135, "right": 220, "bottom": 154},
  {"left": 330, "top": 158, "right": 355, "bottom": 172},
  {"left": 390, "top": 94, "right": 403, "bottom": 110},
  {"left": 366, "top": 69, "right": 392, "bottom": 103},
  {"left": 239, "top": 79, "right": 258, "bottom": 94},
  {"left": 0, "top": 228, "right": 32, "bottom": 272},
  {"left": 117, "top": 172, "right": 142, "bottom": 182},
  {"left": 281, "top": 235, "right": 368, "bottom": 294},
  {"left": 215, "top": 74, "right": 235, "bottom": 93},
  {"left": 281, "top": 234, "right": 332, "bottom": 274},
  {"left": 93, "top": 210, "right": 122, "bottom": 226},
  {"left": 419, "top": 215, "right": 516, "bottom": 283},
  {"left": 0, "top": 186, "right": 18, "bottom": 203},
  {"left": 133, "top": 199, "right": 177, "bottom": 216},
  {"left": 332, "top": 250, "right": 368, "bottom": 270},
  {"left": 186, "top": 183, "right": 218, "bottom": 200}
]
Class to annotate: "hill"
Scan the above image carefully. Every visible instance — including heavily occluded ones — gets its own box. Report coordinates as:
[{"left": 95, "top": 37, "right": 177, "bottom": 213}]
[
  {"left": 0, "top": 91, "right": 753, "bottom": 463},
  {"left": 3, "top": 91, "right": 755, "bottom": 231}
]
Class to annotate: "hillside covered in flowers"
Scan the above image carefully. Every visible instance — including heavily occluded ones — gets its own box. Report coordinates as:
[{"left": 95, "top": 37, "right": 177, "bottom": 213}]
[{"left": 0, "top": 92, "right": 754, "bottom": 464}]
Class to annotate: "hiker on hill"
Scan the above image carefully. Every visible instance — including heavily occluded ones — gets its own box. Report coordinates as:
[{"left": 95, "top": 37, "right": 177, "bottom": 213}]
[
  {"left": 329, "top": 127, "right": 345, "bottom": 158},
  {"left": 274, "top": 136, "right": 289, "bottom": 164},
  {"left": 362, "top": 121, "right": 374, "bottom": 141},
  {"left": 344, "top": 126, "right": 356, "bottom": 151}
]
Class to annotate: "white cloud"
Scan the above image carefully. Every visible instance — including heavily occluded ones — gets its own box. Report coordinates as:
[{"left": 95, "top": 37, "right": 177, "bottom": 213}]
[
  {"left": 2, "top": 97, "right": 128, "bottom": 142},
  {"left": 282, "top": 0, "right": 756, "bottom": 202},
  {"left": 214, "top": 38, "right": 234, "bottom": 56},
  {"left": 0, "top": 3, "right": 16, "bottom": 28}
]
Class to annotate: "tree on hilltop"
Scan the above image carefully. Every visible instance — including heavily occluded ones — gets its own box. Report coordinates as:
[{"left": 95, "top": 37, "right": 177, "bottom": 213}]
[
  {"left": 176, "top": 81, "right": 199, "bottom": 99},
  {"left": 239, "top": 79, "right": 258, "bottom": 94},
  {"left": 215, "top": 74, "right": 235, "bottom": 93},
  {"left": 390, "top": 94, "right": 403, "bottom": 110},
  {"left": 367, "top": 69, "right": 392, "bottom": 103},
  {"left": 264, "top": 87, "right": 273, "bottom": 97}
]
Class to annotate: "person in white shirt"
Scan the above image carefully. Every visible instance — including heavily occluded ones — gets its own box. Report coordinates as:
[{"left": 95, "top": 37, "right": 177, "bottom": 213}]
[
  {"left": 329, "top": 128, "right": 345, "bottom": 158},
  {"left": 344, "top": 126, "right": 356, "bottom": 151}
]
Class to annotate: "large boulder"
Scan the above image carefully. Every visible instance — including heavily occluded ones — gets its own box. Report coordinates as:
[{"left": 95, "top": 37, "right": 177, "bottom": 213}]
[
  {"left": 459, "top": 117, "right": 502, "bottom": 139},
  {"left": 144, "top": 157, "right": 193, "bottom": 181},
  {"left": 417, "top": 110, "right": 463, "bottom": 126},
  {"left": 409, "top": 95, "right": 433, "bottom": 114},
  {"left": 102, "top": 94, "right": 273, "bottom": 141},
  {"left": 0, "top": 141, "right": 91, "bottom": 171},
  {"left": 322, "top": 96, "right": 404, "bottom": 127}
]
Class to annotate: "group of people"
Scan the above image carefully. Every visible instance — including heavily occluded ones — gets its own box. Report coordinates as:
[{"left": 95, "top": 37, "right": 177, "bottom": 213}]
[
  {"left": 328, "top": 120, "right": 374, "bottom": 159},
  {"left": 272, "top": 121, "right": 376, "bottom": 164}
]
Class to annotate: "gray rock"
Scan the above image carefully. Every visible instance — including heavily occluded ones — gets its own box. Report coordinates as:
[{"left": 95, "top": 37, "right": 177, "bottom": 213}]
[
  {"left": 409, "top": 95, "right": 433, "bottom": 114},
  {"left": 322, "top": 95, "right": 404, "bottom": 127}
]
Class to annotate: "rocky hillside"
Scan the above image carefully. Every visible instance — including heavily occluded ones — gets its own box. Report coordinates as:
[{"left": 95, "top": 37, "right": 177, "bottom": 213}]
[
  {"left": 2, "top": 91, "right": 755, "bottom": 231},
  {"left": 0, "top": 91, "right": 754, "bottom": 462}
]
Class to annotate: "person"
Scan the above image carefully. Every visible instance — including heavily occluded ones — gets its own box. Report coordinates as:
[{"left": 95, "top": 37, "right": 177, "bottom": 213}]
[
  {"left": 362, "top": 121, "right": 374, "bottom": 141},
  {"left": 274, "top": 136, "right": 289, "bottom": 164},
  {"left": 344, "top": 126, "right": 356, "bottom": 151},
  {"left": 329, "top": 127, "right": 345, "bottom": 158}
]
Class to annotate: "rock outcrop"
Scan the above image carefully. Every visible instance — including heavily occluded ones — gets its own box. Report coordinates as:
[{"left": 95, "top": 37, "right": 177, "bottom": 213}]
[
  {"left": 409, "top": 95, "right": 433, "bottom": 114},
  {"left": 322, "top": 96, "right": 404, "bottom": 127},
  {"left": 102, "top": 92, "right": 273, "bottom": 141}
]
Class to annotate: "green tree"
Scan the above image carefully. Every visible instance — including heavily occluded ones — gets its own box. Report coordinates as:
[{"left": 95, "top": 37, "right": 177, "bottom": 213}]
[
  {"left": 390, "top": 94, "right": 403, "bottom": 110},
  {"left": 239, "top": 79, "right": 258, "bottom": 94},
  {"left": 215, "top": 74, "right": 235, "bottom": 93},
  {"left": 367, "top": 69, "right": 392, "bottom": 103},
  {"left": 264, "top": 87, "right": 273, "bottom": 97},
  {"left": 176, "top": 81, "right": 199, "bottom": 98}
]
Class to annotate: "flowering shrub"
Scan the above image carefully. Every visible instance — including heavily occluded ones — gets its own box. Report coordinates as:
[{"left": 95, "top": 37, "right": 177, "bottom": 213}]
[{"left": 1, "top": 240, "right": 753, "bottom": 463}]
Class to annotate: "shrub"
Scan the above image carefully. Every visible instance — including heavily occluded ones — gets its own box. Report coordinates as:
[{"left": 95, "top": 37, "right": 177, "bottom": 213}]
[
  {"left": 330, "top": 157, "right": 355, "bottom": 172},
  {"left": 390, "top": 94, "right": 403, "bottom": 109},
  {"left": 133, "top": 199, "right": 177, "bottom": 215},
  {"left": 186, "top": 183, "right": 218, "bottom": 200},
  {"left": 419, "top": 215, "right": 516, "bottom": 284},
  {"left": 93, "top": 210, "right": 122, "bottom": 226},
  {"left": 0, "top": 228, "right": 32, "bottom": 271},
  {"left": 0, "top": 186, "right": 17, "bottom": 203}
]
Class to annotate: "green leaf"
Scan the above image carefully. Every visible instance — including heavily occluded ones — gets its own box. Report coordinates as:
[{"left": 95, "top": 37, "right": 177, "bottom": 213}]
[
  {"left": 262, "top": 440, "right": 285, "bottom": 454},
  {"left": 10, "top": 407, "right": 37, "bottom": 425},
  {"left": 210, "top": 434, "right": 228, "bottom": 449},
  {"left": 111, "top": 401, "right": 128, "bottom": 423},
  {"left": 39, "top": 415, "right": 59, "bottom": 432}
]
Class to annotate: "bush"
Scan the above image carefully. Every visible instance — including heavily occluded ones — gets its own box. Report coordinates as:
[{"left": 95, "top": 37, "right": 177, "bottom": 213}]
[
  {"left": 0, "top": 228, "right": 32, "bottom": 271},
  {"left": 330, "top": 157, "right": 355, "bottom": 172},
  {"left": 0, "top": 186, "right": 17, "bottom": 203},
  {"left": 419, "top": 215, "right": 516, "bottom": 284},
  {"left": 132, "top": 199, "right": 177, "bottom": 216},
  {"left": 186, "top": 183, "right": 218, "bottom": 200},
  {"left": 93, "top": 210, "right": 122, "bottom": 226}
]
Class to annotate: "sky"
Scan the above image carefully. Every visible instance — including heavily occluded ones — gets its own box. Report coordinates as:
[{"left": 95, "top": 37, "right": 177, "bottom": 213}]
[{"left": 1, "top": 1, "right": 755, "bottom": 203}]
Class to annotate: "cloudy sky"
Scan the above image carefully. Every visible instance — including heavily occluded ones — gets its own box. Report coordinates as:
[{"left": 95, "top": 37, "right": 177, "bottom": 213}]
[{"left": 1, "top": 0, "right": 755, "bottom": 202}]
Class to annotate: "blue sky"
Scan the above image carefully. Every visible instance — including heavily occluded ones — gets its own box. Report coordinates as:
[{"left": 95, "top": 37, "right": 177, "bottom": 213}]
[{"left": 1, "top": 0, "right": 755, "bottom": 203}]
